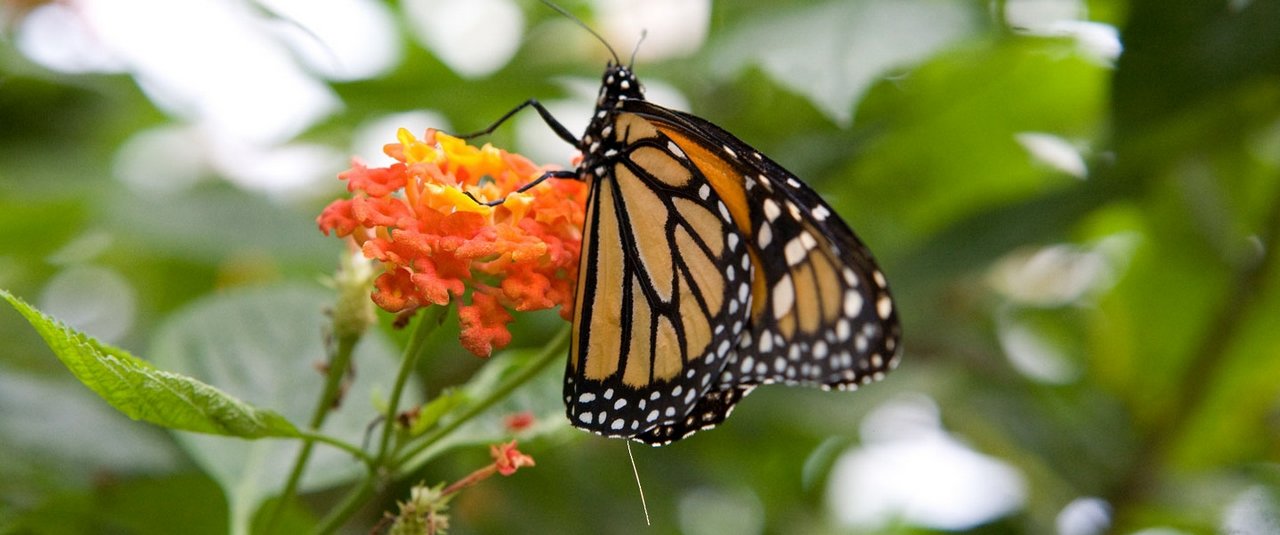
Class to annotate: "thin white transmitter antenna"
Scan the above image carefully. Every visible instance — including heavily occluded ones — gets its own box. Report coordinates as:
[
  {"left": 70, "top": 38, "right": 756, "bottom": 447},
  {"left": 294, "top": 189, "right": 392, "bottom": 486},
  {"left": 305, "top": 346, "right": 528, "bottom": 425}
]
[{"left": 626, "top": 441, "right": 652, "bottom": 526}]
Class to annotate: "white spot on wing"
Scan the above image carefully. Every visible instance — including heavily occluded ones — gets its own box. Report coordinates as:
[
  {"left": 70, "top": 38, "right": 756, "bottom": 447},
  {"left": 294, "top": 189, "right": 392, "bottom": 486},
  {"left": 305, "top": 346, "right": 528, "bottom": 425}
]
[
  {"left": 836, "top": 319, "right": 851, "bottom": 341},
  {"left": 784, "top": 237, "right": 807, "bottom": 266},
  {"left": 844, "top": 291, "right": 863, "bottom": 317},
  {"left": 669, "top": 141, "right": 686, "bottom": 159},
  {"left": 843, "top": 267, "right": 859, "bottom": 286},
  {"left": 786, "top": 200, "right": 802, "bottom": 220},
  {"left": 763, "top": 199, "right": 781, "bottom": 221},
  {"left": 800, "top": 231, "right": 817, "bottom": 250},
  {"left": 877, "top": 294, "right": 893, "bottom": 319},
  {"left": 758, "top": 222, "right": 773, "bottom": 248},
  {"left": 772, "top": 274, "right": 795, "bottom": 319}
]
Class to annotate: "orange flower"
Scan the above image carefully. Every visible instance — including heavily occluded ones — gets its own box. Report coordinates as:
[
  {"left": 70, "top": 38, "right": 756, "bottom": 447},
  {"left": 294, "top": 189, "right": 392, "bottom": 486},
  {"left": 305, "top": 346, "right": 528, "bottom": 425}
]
[
  {"left": 491, "top": 440, "right": 536, "bottom": 476},
  {"left": 318, "top": 129, "right": 586, "bottom": 357},
  {"left": 438, "top": 441, "right": 537, "bottom": 497}
]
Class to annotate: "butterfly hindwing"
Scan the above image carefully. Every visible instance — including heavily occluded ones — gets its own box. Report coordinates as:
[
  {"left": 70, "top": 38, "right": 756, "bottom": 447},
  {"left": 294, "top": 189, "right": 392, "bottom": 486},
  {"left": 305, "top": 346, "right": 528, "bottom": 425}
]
[
  {"left": 630, "top": 103, "right": 902, "bottom": 390},
  {"left": 633, "top": 385, "right": 756, "bottom": 444}
]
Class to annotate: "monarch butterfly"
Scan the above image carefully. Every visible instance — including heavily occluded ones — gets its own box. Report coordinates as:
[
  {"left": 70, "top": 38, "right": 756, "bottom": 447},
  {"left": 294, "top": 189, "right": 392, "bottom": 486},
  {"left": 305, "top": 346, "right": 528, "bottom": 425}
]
[{"left": 466, "top": 7, "right": 901, "bottom": 445}]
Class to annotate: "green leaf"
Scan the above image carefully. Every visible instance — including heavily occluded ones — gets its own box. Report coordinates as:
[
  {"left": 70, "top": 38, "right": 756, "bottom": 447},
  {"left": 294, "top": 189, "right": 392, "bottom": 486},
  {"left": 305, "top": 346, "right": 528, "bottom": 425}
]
[
  {"left": 0, "top": 288, "right": 300, "bottom": 439},
  {"left": 147, "top": 283, "right": 409, "bottom": 533},
  {"left": 711, "top": 0, "right": 981, "bottom": 125},
  {"left": 409, "top": 388, "right": 468, "bottom": 437}
]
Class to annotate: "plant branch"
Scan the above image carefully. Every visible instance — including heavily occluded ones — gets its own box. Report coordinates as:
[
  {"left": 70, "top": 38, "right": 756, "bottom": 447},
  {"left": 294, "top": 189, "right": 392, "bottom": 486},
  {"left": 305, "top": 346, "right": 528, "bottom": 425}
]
[
  {"left": 377, "top": 305, "right": 448, "bottom": 463},
  {"left": 314, "top": 476, "right": 376, "bottom": 535},
  {"left": 1109, "top": 179, "right": 1280, "bottom": 524},
  {"left": 396, "top": 325, "right": 569, "bottom": 470},
  {"left": 312, "top": 306, "right": 447, "bottom": 534},
  {"left": 266, "top": 327, "right": 361, "bottom": 533}
]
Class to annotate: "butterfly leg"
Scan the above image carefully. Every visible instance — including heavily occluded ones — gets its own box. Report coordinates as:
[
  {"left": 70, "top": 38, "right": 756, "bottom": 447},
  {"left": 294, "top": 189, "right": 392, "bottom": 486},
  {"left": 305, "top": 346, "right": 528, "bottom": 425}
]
[
  {"left": 463, "top": 169, "right": 580, "bottom": 207},
  {"left": 455, "top": 99, "right": 580, "bottom": 147}
]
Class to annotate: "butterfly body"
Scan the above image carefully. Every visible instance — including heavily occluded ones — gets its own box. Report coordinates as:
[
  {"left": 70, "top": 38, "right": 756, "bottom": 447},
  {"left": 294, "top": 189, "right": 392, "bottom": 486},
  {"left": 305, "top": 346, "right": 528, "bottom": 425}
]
[{"left": 555, "top": 63, "right": 901, "bottom": 445}]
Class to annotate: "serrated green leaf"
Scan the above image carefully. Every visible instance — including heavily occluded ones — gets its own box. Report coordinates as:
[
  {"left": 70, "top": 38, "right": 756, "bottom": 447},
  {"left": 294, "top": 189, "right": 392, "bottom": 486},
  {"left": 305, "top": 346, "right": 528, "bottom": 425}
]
[{"left": 0, "top": 288, "right": 300, "bottom": 439}]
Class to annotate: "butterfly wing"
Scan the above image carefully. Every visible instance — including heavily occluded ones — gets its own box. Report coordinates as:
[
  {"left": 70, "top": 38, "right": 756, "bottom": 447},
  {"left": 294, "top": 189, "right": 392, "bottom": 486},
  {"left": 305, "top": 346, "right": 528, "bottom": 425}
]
[
  {"left": 564, "top": 109, "right": 754, "bottom": 442},
  {"left": 630, "top": 102, "right": 902, "bottom": 390}
]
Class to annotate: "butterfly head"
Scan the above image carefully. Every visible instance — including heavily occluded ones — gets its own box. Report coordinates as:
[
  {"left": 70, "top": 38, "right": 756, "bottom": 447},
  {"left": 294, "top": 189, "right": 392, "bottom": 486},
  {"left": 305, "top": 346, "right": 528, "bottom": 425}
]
[{"left": 597, "top": 62, "right": 645, "bottom": 108}]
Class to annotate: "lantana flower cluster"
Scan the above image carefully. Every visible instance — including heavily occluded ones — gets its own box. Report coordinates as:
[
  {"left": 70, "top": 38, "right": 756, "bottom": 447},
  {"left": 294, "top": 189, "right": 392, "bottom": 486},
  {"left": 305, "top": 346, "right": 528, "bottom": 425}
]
[{"left": 318, "top": 128, "right": 586, "bottom": 356}]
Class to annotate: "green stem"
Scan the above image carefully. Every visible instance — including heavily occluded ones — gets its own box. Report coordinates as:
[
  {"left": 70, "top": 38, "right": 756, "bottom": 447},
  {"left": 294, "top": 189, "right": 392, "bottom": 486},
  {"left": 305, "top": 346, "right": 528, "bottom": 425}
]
[
  {"left": 314, "top": 476, "right": 376, "bottom": 535},
  {"left": 295, "top": 430, "right": 371, "bottom": 463},
  {"left": 313, "top": 306, "right": 447, "bottom": 534},
  {"left": 266, "top": 331, "right": 361, "bottom": 534},
  {"left": 377, "top": 305, "right": 448, "bottom": 463},
  {"left": 396, "top": 325, "right": 569, "bottom": 470}
]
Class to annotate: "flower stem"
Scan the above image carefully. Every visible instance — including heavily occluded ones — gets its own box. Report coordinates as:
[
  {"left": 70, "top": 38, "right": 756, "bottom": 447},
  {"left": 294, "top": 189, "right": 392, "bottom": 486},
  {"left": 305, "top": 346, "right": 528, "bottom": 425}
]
[
  {"left": 266, "top": 328, "right": 362, "bottom": 534},
  {"left": 377, "top": 305, "right": 448, "bottom": 463},
  {"left": 396, "top": 325, "right": 569, "bottom": 470},
  {"left": 313, "top": 306, "right": 447, "bottom": 534},
  {"left": 314, "top": 476, "right": 375, "bottom": 535}
]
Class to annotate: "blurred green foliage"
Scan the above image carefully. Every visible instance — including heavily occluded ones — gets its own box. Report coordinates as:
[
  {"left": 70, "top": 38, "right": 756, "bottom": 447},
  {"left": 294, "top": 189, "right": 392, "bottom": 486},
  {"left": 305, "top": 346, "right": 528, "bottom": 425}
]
[{"left": 2, "top": 0, "right": 1279, "bottom": 533}]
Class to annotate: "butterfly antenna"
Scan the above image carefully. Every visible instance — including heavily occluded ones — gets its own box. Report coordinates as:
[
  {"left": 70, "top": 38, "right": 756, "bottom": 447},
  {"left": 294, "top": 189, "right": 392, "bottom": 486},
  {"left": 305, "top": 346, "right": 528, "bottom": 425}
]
[
  {"left": 626, "top": 441, "right": 652, "bottom": 526},
  {"left": 539, "top": 0, "right": 621, "bottom": 65},
  {"left": 629, "top": 29, "right": 647, "bottom": 67}
]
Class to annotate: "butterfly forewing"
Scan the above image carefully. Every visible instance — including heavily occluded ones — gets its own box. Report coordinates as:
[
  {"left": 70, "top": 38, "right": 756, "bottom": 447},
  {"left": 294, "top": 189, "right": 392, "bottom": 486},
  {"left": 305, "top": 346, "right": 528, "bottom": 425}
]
[{"left": 565, "top": 109, "right": 753, "bottom": 440}]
